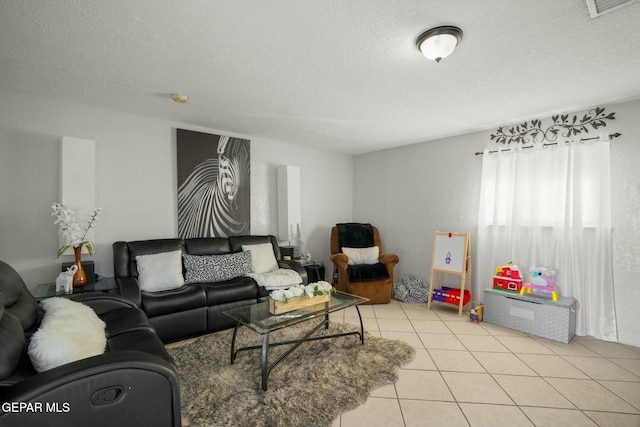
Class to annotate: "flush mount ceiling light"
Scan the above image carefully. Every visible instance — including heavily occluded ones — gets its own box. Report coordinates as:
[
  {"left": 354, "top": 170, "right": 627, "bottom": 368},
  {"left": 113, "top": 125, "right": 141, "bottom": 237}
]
[
  {"left": 172, "top": 93, "right": 188, "bottom": 104},
  {"left": 416, "top": 26, "right": 463, "bottom": 63}
]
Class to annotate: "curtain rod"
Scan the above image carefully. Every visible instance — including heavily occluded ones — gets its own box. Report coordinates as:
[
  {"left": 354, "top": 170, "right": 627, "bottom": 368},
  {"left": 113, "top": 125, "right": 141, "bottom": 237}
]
[{"left": 474, "top": 133, "right": 621, "bottom": 156}]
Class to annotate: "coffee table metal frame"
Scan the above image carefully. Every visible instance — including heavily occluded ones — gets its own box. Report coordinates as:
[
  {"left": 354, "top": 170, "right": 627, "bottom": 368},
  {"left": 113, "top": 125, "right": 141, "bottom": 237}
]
[{"left": 223, "top": 291, "right": 368, "bottom": 391}]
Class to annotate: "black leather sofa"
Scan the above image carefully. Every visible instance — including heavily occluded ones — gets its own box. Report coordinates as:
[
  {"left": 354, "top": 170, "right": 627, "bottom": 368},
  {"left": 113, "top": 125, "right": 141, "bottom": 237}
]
[
  {"left": 113, "top": 235, "right": 307, "bottom": 343},
  {"left": 0, "top": 260, "right": 180, "bottom": 427}
]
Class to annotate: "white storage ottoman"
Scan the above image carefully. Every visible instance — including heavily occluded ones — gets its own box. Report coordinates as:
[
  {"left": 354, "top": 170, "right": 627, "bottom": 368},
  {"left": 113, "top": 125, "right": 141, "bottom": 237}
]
[{"left": 483, "top": 288, "right": 577, "bottom": 343}]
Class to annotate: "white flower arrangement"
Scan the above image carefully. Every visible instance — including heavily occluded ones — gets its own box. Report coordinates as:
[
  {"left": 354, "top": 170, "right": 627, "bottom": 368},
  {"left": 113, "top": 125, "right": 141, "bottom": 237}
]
[
  {"left": 270, "top": 281, "right": 335, "bottom": 303},
  {"left": 51, "top": 203, "right": 102, "bottom": 258}
]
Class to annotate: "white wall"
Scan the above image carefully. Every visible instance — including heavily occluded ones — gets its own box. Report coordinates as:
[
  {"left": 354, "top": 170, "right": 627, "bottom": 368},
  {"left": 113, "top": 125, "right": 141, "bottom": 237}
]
[
  {"left": 3, "top": 84, "right": 637, "bottom": 346},
  {"left": 354, "top": 99, "right": 640, "bottom": 347},
  {"left": 0, "top": 87, "right": 352, "bottom": 289},
  {"left": 608, "top": 99, "right": 640, "bottom": 347},
  {"left": 353, "top": 131, "right": 486, "bottom": 299}
]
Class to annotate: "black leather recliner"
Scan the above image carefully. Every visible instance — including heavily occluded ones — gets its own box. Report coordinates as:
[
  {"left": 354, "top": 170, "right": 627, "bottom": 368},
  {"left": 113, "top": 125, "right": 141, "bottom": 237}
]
[{"left": 0, "top": 260, "right": 181, "bottom": 427}]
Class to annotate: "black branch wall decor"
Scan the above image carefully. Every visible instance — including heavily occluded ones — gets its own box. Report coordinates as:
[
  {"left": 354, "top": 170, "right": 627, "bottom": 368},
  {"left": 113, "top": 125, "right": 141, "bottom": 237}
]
[{"left": 490, "top": 107, "right": 616, "bottom": 145}]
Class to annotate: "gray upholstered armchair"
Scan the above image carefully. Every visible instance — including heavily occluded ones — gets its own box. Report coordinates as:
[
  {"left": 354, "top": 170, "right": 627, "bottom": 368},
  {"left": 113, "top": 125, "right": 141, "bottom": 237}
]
[{"left": 330, "top": 223, "right": 399, "bottom": 304}]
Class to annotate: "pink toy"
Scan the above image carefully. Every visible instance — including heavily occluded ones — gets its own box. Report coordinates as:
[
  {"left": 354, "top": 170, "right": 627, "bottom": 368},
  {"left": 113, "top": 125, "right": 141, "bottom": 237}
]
[
  {"left": 530, "top": 267, "right": 555, "bottom": 287},
  {"left": 520, "top": 267, "right": 558, "bottom": 301}
]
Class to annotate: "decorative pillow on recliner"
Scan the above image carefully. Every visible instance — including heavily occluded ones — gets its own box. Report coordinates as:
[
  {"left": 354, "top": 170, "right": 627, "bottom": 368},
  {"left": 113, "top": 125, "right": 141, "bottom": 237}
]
[
  {"left": 28, "top": 297, "right": 106, "bottom": 373},
  {"left": 342, "top": 246, "right": 380, "bottom": 265},
  {"left": 183, "top": 252, "right": 252, "bottom": 283},
  {"left": 242, "top": 243, "right": 279, "bottom": 274},
  {"left": 135, "top": 249, "right": 185, "bottom": 292}
]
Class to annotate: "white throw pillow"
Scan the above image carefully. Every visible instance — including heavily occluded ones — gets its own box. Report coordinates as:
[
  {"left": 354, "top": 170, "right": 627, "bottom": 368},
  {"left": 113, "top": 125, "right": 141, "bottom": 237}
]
[
  {"left": 242, "top": 243, "right": 279, "bottom": 274},
  {"left": 136, "top": 249, "right": 185, "bottom": 292},
  {"left": 28, "top": 297, "right": 106, "bottom": 373},
  {"left": 342, "top": 246, "right": 380, "bottom": 265}
]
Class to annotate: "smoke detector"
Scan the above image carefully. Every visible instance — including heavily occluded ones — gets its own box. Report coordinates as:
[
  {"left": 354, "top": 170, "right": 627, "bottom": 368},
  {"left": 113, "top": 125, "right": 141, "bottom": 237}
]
[{"left": 586, "top": 0, "right": 637, "bottom": 17}]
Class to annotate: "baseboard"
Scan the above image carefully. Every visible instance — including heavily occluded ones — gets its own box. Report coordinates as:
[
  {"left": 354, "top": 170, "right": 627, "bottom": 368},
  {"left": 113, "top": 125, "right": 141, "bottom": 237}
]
[{"left": 617, "top": 333, "right": 640, "bottom": 348}]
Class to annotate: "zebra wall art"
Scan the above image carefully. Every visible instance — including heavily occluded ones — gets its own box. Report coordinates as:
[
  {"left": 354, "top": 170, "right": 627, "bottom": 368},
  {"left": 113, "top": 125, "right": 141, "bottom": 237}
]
[{"left": 176, "top": 129, "right": 250, "bottom": 238}]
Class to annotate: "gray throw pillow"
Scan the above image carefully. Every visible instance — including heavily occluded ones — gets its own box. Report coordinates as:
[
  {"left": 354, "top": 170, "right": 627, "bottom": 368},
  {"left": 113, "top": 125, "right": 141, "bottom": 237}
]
[{"left": 183, "top": 252, "right": 252, "bottom": 284}]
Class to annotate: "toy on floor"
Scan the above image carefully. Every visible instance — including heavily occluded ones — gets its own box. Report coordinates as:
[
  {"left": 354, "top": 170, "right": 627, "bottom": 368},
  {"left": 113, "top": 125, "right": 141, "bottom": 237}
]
[
  {"left": 470, "top": 304, "right": 483, "bottom": 323},
  {"left": 520, "top": 267, "right": 558, "bottom": 301},
  {"left": 493, "top": 262, "right": 523, "bottom": 292}
]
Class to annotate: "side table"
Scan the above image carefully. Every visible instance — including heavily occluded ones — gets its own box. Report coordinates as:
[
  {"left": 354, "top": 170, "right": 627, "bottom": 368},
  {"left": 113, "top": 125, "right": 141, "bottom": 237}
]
[
  {"left": 34, "top": 276, "right": 118, "bottom": 300},
  {"left": 298, "top": 260, "right": 326, "bottom": 283}
]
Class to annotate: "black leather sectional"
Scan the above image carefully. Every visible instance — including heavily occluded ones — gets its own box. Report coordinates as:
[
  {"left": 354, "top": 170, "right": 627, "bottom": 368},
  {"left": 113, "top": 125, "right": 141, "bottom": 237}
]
[
  {"left": 0, "top": 260, "right": 180, "bottom": 427},
  {"left": 113, "top": 235, "right": 307, "bottom": 343}
]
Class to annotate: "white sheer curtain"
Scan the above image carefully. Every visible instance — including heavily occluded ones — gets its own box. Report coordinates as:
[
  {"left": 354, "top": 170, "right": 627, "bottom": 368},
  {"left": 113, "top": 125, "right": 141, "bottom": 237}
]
[{"left": 476, "top": 136, "right": 617, "bottom": 340}]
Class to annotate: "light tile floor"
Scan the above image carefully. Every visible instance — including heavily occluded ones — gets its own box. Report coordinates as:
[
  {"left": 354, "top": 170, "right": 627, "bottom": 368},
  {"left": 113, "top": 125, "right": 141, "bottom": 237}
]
[{"left": 329, "top": 300, "right": 640, "bottom": 427}]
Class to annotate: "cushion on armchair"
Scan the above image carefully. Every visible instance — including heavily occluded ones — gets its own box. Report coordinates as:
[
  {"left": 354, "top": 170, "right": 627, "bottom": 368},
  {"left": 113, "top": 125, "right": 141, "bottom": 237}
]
[
  {"left": 342, "top": 246, "right": 379, "bottom": 265},
  {"left": 347, "top": 263, "right": 390, "bottom": 282}
]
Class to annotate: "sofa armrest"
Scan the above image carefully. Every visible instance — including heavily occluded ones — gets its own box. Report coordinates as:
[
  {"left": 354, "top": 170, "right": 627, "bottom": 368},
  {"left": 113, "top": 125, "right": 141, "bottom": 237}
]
[
  {"left": 278, "top": 260, "right": 308, "bottom": 285},
  {"left": 0, "top": 351, "right": 180, "bottom": 427},
  {"left": 115, "top": 277, "right": 142, "bottom": 307},
  {"left": 67, "top": 293, "right": 137, "bottom": 316}
]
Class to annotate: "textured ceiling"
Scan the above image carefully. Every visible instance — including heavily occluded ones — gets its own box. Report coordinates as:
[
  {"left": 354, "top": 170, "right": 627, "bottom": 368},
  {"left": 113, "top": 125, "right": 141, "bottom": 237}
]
[{"left": 1, "top": 0, "right": 639, "bottom": 155}]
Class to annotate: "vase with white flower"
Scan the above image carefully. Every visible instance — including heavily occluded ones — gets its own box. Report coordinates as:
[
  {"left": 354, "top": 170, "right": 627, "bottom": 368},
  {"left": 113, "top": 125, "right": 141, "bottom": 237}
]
[{"left": 52, "top": 203, "right": 101, "bottom": 287}]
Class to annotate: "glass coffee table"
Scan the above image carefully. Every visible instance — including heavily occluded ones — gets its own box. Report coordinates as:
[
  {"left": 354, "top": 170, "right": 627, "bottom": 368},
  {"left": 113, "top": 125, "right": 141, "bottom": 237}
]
[{"left": 223, "top": 291, "right": 368, "bottom": 391}]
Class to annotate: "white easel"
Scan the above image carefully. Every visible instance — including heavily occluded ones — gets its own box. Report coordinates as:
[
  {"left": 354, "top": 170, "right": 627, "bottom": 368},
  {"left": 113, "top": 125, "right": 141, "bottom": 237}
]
[{"left": 427, "top": 232, "right": 471, "bottom": 316}]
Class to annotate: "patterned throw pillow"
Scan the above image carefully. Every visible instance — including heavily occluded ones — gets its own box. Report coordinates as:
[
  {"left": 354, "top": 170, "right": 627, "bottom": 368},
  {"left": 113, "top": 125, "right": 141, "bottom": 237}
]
[{"left": 183, "top": 252, "right": 252, "bottom": 284}]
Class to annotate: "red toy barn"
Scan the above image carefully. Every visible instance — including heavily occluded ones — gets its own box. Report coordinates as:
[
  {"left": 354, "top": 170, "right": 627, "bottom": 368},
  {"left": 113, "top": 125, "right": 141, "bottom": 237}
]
[{"left": 493, "top": 264, "right": 523, "bottom": 293}]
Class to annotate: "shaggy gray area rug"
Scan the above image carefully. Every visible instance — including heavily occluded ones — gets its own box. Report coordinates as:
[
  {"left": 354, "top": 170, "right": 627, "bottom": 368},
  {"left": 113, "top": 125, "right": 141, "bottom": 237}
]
[{"left": 167, "top": 320, "right": 415, "bottom": 427}]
